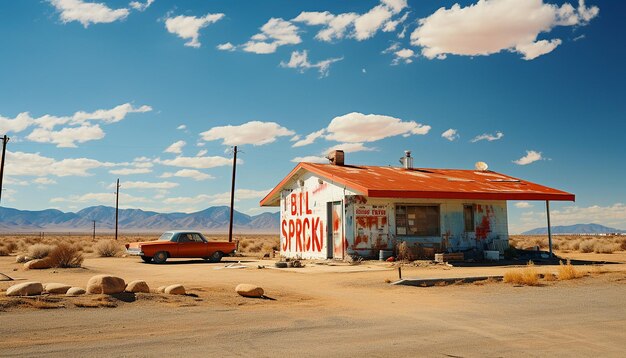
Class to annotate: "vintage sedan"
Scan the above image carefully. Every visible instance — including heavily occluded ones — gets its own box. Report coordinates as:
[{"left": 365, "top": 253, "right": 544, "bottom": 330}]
[{"left": 125, "top": 231, "right": 237, "bottom": 264}]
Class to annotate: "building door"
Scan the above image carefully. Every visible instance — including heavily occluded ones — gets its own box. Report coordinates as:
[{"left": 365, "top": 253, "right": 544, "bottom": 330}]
[{"left": 329, "top": 201, "right": 344, "bottom": 260}]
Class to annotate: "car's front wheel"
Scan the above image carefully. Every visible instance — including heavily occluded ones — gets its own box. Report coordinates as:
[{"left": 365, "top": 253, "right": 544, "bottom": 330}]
[
  {"left": 209, "top": 251, "right": 223, "bottom": 263},
  {"left": 141, "top": 255, "right": 152, "bottom": 263},
  {"left": 153, "top": 251, "right": 168, "bottom": 264}
]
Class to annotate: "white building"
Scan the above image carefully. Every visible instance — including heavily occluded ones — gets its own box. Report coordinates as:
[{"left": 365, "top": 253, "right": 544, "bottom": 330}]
[{"left": 260, "top": 151, "right": 575, "bottom": 260}]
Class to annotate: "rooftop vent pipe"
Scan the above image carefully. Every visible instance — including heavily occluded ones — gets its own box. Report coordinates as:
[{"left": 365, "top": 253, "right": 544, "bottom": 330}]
[
  {"left": 327, "top": 150, "right": 345, "bottom": 166},
  {"left": 400, "top": 150, "right": 413, "bottom": 169}
]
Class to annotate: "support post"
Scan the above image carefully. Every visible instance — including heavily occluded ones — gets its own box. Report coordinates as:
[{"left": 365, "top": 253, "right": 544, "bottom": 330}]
[
  {"left": 115, "top": 178, "right": 120, "bottom": 241},
  {"left": 0, "top": 135, "right": 9, "bottom": 204},
  {"left": 92, "top": 220, "right": 96, "bottom": 241},
  {"left": 546, "top": 200, "right": 553, "bottom": 257},
  {"left": 228, "top": 146, "right": 238, "bottom": 243}
]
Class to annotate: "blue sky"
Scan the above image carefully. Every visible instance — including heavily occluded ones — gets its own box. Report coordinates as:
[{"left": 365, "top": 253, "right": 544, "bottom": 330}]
[{"left": 0, "top": 0, "right": 624, "bottom": 233}]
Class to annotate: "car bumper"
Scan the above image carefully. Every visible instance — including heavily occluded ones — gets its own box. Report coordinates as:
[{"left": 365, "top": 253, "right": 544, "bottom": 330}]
[{"left": 126, "top": 248, "right": 144, "bottom": 256}]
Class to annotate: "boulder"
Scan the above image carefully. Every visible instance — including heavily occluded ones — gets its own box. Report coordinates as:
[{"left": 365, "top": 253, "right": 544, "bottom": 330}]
[
  {"left": 156, "top": 286, "right": 167, "bottom": 293},
  {"left": 44, "top": 283, "right": 72, "bottom": 294},
  {"left": 6, "top": 282, "right": 43, "bottom": 296},
  {"left": 24, "top": 258, "right": 52, "bottom": 270},
  {"left": 126, "top": 280, "right": 150, "bottom": 293},
  {"left": 164, "top": 284, "right": 186, "bottom": 295},
  {"left": 86, "top": 275, "right": 126, "bottom": 295},
  {"left": 235, "top": 284, "right": 264, "bottom": 298},
  {"left": 66, "top": 287, "right": 86, "bottom": 296}
]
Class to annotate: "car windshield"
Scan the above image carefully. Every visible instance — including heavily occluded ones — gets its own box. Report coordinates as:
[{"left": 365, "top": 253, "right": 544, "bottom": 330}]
[{"left": 158, "top": 232, "right": 174, "bottom": 241}]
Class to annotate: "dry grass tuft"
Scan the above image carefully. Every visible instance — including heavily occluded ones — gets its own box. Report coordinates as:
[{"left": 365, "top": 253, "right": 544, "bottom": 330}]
[
  {"left": 93, "top": 240, "right": 121, "bottom": 257},
  {"left": 558, "top": 260, "right": 584, "bottom": 280},
  {"left": 504, "top": 261, "right": 539, "bottom": 286},
  {"left": 28, "top": 243, "right": 55, "bottom": 259},
  {"left": 47, "top": 243, "right": 84, "bottom": 268},
  {"left": 510, "top": 235, "right": 626, "bottom": 254}
]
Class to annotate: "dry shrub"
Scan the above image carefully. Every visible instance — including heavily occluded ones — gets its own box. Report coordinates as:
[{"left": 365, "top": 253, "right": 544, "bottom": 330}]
[
  {"left": 47, "top": 243, "right": 84, "bottom": 268},
  {"left": 239, "top": 240, "right": 251, "bottom": 250},
  {"left": 28, "top": 244, "right": 54, "bottom": 259},
  {"left": 94, "top": 240, "right": 121, "bottom": 257},
  {"left": 543, "top": 272, "right": 558, "bottom": 281},
  {"left": 0, "top": 247, "right": 9, "bottom": 256},
  {"left": 558, "top": 260, "right": 583, "bottom": 280},
  {"left": 503, "top": 261, "right": 539, "bottom": 286},
  {"left": 617, "top": 237, "right": 626, "bottom": 251},
  {"left": 396, "top": 241, "right": 413, "bottom": 261},
  {"left": 578, "top": 240, "right": 594, "bottom": 253},
  {"left": 593, "top": 243, "right": 619, "bottom": 254}
]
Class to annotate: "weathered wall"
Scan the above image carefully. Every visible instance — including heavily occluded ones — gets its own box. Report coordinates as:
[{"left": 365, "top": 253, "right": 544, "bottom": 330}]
[
  {"left": 278, "top": 172, "right": 357, "bottom": 259},
  {"left": 279, "top": 173, "right": 509, "bottom": 259}
]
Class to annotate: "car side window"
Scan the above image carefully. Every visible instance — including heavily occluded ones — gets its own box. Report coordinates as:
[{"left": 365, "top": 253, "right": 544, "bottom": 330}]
[
  {"left": 178, "top": 234, "right": 192, "bottom": 243},
  {"left": 191, "top": 234, "right": 204, "bottom": 243}
]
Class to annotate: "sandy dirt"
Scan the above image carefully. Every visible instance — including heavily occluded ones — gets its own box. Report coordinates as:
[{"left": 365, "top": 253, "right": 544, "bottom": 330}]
[{"left": 1, "top": 251, "right": 626, "bottom": 357}]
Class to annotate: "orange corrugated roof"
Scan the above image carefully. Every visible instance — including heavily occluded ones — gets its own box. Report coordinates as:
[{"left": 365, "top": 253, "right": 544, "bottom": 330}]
[{"left": 260, "top": 162, "right": 575, "bottom": 206}]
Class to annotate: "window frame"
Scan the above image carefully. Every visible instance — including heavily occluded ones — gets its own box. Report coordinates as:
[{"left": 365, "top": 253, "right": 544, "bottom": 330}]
[
  {"left": 463, "top": 204, "right": 475, "bottom": 232},
  {"left": 395, "top": 204, "right": 441, "bottom": 237}
]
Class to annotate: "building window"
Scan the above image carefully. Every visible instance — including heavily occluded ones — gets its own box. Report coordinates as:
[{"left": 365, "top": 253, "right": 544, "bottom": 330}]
[
  {"left": 463, "top": 204, "right": 475, "bottom": 232},
  {"left": 395, "top": 205, "right": 440, "bottom": 236}
]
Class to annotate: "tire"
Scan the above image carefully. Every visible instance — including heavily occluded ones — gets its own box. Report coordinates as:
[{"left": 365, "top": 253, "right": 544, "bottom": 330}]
[
  {"left": 153, "top": 251, "right": 168, "bottom": 264},
  {"left": 209, "top": 251, "right": 223, "bottom": 263},
  {"left": 275, "top": 262, "right": 288, "bottom": 268},
  {"left": 141, "top": 255, "right": 152, "bottom": 263}
]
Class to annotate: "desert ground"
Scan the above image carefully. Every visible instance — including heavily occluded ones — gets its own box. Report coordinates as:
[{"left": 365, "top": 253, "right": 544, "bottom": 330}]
[{"left": 1, "top": 234, "right": 626, "bottom": 357}]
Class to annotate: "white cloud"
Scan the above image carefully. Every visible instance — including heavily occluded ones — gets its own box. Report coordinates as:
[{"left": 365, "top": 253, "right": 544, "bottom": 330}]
[
  {"left": 161, "top": 169, "right": 214, "bottom": 181},
  {"left": 26, "top": 124, "right": 105, "bottom": 148},
  {"left": 292, "top": 129, "right": 326, "bottom": 147},
  {"left": 325, "top": 112, "right": 430, "bottom": 143},
  {"left": 513, "top": 203, "right": 626, "bottom": 233},
  {"left": 51, "top": 192, "right": 151, "bottom": 204},
  {"left": 291, "top": 155, "right": 328, "bottom": 163},
  {"left": 158, "top": 155, "right": 234, "bottom": 169},
  {"left": 0, "top": 113, "right": 34, "bottom": 133},
  {"left": 280, "top": 50, "right": 343, "bottom": 78},
  {"left": 325, "top": 143, "right": 376, "bottom": 154},
  {"left": 410, "top": 0, "right": 600, "bottom": 60},
  {"left": 49, "top": 0, "right": 130, "bottom": 27},
  {"left": 514, "top": 201, "right": 533, "bottom": 209},
  {"left": 200, "top": 121, "right": 294, "bottom": 146},
  {"left": 165, "top": 13, "right": 225, "bottom": 48},
  {"left": 164, "top": 140, "right": 186, "bottom": 154},
  {"left": 129, "top": 0, "right": 154, "bottom": 12},
  {"left": 513, "top": 150, "right": 543, "bottom": 165},
  {"left": 5, "top": 151, "right": 114, "bottom": 177},
  {"left": 71, "top": 103, "right": 152, "bottom": 124},
  {"left": 471, "top": 131, "right": 503, "bottom": 142},
  {"left": 33, "top": 177, "right": 57, "bottom": 185},
  {"left": 441, "top": 128, "right": 459, "bottom": 141},
  {"left": 176, "top": 124, "right": 186, "bottom": 130},
  {"left": 109, "top": 167, "right": 152, "bottom": 175},
  {"left": 243, "top": 18, "right": 301, "bottom": 54},
  {"left": 292, "top": 0, "right": 408, "bottom": 42},
  {"left": 196, "top": 149, "right": 208, "bottom": 157},
  {"left": 112, "top": 181, "right": 178, "bottom": 190},
  {"left": 164, "top": 188, "right": 271, "bottom": 206},
  {"left": 217, "top": 42, "right": 235, "bottom": 51},
  {"left": 391, "top": 48, "right": 416, "bottom": 65}
]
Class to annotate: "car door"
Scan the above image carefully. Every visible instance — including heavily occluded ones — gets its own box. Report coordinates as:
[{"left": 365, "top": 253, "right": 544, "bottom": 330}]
[{"left": 177, "top": 233, "right": 208, "bottom": 258}]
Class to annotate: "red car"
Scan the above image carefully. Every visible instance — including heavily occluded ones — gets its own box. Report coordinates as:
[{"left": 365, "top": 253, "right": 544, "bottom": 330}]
[{"left": 125, "top": 231, "right": 237, "bottom": 264}]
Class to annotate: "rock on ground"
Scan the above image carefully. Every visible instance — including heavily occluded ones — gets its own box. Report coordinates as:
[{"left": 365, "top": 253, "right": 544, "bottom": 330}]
[
  {"left": 164, "top": 284, "right": 186, "bottom": 295},
  {"left": 235, "top": 284, "right": 264, "bottom": 298},
  {"left": 126, "top": 280, "right": 150, "bottom": 293},
  {"left": 86, "top": 275, "right": 126, "bottom": 295},
  {"left": 44, "top": 283, "right": 72, "bottom": 294},
  {"left": 66, "top": 287, "right": 86, "bottom": 296},
  {"left": 6, "top": 282, "right": 44, "bottom": 296},
  {"left": 24, "top": 258, "right": 52, "bottom": 270}
]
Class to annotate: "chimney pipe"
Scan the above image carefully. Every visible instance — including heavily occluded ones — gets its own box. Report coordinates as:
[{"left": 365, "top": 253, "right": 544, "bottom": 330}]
[
  {"left": 326, "top": 150, "right": 345, "bottom": 166},
  {"left": 402, "top": 150, "right": 413, "bottom": 169}
]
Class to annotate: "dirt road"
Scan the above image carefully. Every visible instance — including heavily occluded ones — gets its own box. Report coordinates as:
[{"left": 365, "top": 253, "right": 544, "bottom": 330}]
[{"left": 1, "top": 255, "right": 626, "bottom": 357}]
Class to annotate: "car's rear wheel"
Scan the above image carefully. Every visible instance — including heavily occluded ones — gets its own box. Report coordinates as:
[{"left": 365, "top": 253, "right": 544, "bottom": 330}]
[
  {"left": 153, "top": 251, "right": 168, "bottom": 264},
  {"left": 209, "top": 251, "right": 223, "bottom": 263},
  {"left": 141, "top": 255, "right": 152, "bottom": 263}
]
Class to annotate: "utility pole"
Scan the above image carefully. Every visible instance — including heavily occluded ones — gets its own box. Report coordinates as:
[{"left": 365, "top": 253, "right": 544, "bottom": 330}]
[
  {"left": 92, "top": 220, "right": 96, "bottom": 241},
  {"left": 228, "top": 146, "right": 238, "bottom": 243},
  {"left": 115, "top": 178, "right": 120, "bottom": 241},
  {"left": 0, "top": 135, "right": 9, "bottom": 205}
]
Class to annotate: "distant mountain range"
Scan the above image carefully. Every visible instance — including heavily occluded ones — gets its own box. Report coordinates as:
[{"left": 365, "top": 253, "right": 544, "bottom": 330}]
[
  {"left": 0, "top": 205, "right": 280, "bottom": 233},
  {"left": 521, "top": 223, "right": 625, "bottom": 235}
]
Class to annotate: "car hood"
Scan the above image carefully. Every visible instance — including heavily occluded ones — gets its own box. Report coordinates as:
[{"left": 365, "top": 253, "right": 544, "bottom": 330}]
[{"left": 127, "top": 241, "right": 173, "bottom": 248}]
